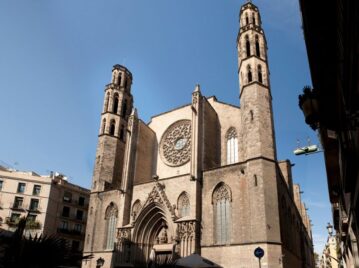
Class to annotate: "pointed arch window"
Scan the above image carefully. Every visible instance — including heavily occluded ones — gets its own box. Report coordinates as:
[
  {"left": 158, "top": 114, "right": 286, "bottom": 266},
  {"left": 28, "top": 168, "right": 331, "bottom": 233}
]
[
  {"left": 247, "top": 65, "right": 253, "bottom": 83},
  {"left": 118, "top": 73, "right": 122, "bottom": 85},
  {"left": 252, "top": 13, "right": 256, "bottom": 25},
  {"left": 105, "top": 202, "right": 118, "bottom": 250},
  {"left": 131, "top": 200, "right": 141, "bottom": 221},
  {"left": 245, "top": 13, "right": 249, "bottom": 25},
  {"left": 104, "top": 92, "right": 110, "bottom": 112},
  {"left": 109, "top": 120, "right": 116, "bottom": 136},
  {"left": 226, "top": 128, "right": 238, "bottom": 164},
  {"left": 213, "top": 183, "right": 231, "bottom": 245},
  {"left": 119, "top": 125, "right": 125, "bottom": 141},
  {"left": 101, "top": 119, "right": 106, "bottom": 134},
  {"left": 177, "top": 192, "right": 190, "bottom": 218},
  {"left": 113, "top": 93, "right": 119, "bottom": 114},
  {"left": 255, "top": 35, "right": 260, "bottom": 57},
  {"left": 121, "top": 99, "right": 127, "bottom": 118},
  {"left": 245, "top": 35, "right": 251, "bottom": 57},
  {"left": 258, "top": 65, "right": 263, "bottom": 83}
]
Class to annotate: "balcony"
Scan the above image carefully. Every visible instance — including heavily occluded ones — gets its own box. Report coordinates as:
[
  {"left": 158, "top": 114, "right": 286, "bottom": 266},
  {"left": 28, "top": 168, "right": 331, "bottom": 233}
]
[
  {"left": 5, "top": 217, "right": 20, "bottom": 227},
  {"left": 57, "top": 228, "right": 85, "bottom": 237},
  {"left": 5, "top": 217, "right": 42, "bottom": 229},
  {"left": 27, "top": 205, "right": 42, "bottom": 214},
  {"left": 10, "top": 203, "right": 27, "bottom": 211}
]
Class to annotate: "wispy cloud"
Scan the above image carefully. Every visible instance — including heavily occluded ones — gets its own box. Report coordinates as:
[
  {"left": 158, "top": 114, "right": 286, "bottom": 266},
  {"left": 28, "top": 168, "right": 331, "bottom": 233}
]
[
  {"left": 312, "top": 233, "right": 328, "bottom": 253},
  {"left": 305, "top": 201, "right": 330, "bottom": 209},
  {"left": 260, "top": 0, "right": 302, "bottom": 36}
]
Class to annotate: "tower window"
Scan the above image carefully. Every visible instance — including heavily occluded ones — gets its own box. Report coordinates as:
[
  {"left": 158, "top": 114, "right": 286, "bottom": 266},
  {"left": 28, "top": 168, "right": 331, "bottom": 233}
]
[
  {"left": 258, "top": 65, "right": 263, "bottom": 83},
  {"left": 226, "top": 128, "right": 238, "bottom": 164},
  {"left": 213, "top": 183, "right": 231, "bottom": 245},
  {"left": 104, "top": 92, "right": 110, "bottom": 112},
  {"left": 118, "top": 73, "right": 122, "bottom": 85},
  {"left": 245, "top": 14, "right": 249, "bottom": 25},
  {"left": 101, "top": 119, "right": 106, "bottom": 134},
  {"left": 122, "top": 99, "right": 127, "bottom": 118},
  {"left": 113, "top": 93, "right": 119, "bottom": 114},
  {"left": 245, "top": 35, "right": 250, "bottom": 57},
  {"left": 109, "top": 120, "right": 116, "bottom": 136},
  {"left": 252, "top": 13, "right": 256, "bottom": 25},
  {"left": 120, "top": 125, "right": 125, "bottom": 141},
  {"left": 124, "top": 78, "right": 127, "bottom": 90},
  {"left": 255, "top": 35, "right": 260, "bottom": 57},
  {"left": 247, "top": 65, "right": 253, "bottom": 83}
]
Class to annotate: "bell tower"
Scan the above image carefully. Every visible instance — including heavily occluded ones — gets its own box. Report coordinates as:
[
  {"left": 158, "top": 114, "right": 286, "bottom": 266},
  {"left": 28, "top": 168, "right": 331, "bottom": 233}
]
[
  {"left": 238, "top": 1, "right": 276, "bottom": 161},
  {"left": 92, "top": 64, "right": 133, "bottom": 192}
]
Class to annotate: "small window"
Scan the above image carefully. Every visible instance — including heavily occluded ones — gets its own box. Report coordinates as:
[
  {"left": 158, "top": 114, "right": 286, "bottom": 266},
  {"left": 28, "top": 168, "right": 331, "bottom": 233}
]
[
  {"left": 27, "top": 214, "right": 37, "bottom": 222},
  {"left": 62, "top": 206, "right": 70, "bottom": 217},
  {"left": 247, "top": 65, "right": 253, "bottom": 83},
  {"left": 109, "top": 120, "right": 116, "bottom": 136},
  {"left": 177, "top": 192, "right": 190, "bottom": 218},
  {"left": 29, "top": 199, "right": 39, "bottom": 211},
  {"left": 120, "top": 125, "right": 125, "bottom": 141},
  {"left": 255, "top": 35, "right": 260, "bottom": 57},
  {"left": 121, "top": 99, "right": 127, "bottom": 117},
  {"left": 76, "top": 210, "right": 84, "bottom": 220},
  {"left": 33, "top": 185, "right": 41, "bottom": 195},
  {"left": 118, "top": 73, "right": 122, "bottom": 85},
  {"left": 104, "top": 92, "right": 110, "bottom": 112},
  {"left": 71, "top": 240, "right": 80, "bottom": 252},
  {"left": 60, "top": 220, "right": 68, "bottom": 230},
  {"left": 10, "top": 213, "right": 21, "bottom": 223},
  {"left": 245, "top": 14, "right": 249, "bottom": 25},
  {"left": 101, "top": 118, "right": 106, "bottom": 134},
  {"left": 17, "top": 183, "right": 26, "bottom": 193},
  {"left": 124, "top": 78, "right": 128, "bottom": 90},
  {"left": 245, "top": 35, "right": 250, "bottom": 57},
  {"left": 226, "top": 128, "right": 239, "bottom": 164},
  {"left": 113, "top": 93, "right": 119, "bottom": 114},
  {"left": 258, "top": 65, "right": 263, "bottom": 83},
  {"left": 14, "top": 196, "right": 23, "bottom": 209},
  {"left": 74, "top": 223, "right": 82, "bottom": 233},
  {"left": 63, "top": 192, "right": 72, "bottom": 203},
  {"left": 0, "top": 180, "right": 3, "bottom": 191},
  {"left": 78, "top": 197, "right": 85, "bottom": 206}
]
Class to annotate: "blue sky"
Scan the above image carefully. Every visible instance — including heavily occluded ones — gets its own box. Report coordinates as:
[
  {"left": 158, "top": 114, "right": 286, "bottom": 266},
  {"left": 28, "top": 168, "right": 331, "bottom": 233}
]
[{"left": 0, "top": 0, "right": 331, "bottom": 252}]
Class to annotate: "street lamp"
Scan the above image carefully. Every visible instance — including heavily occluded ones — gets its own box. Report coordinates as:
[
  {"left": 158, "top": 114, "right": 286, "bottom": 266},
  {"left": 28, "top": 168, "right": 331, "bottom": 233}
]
[
  {"left": 96, "top": 257, "right": 105, "bottom": 268},
  {"left": 326, "top": 222, "right": 333, "bottom": 236}
]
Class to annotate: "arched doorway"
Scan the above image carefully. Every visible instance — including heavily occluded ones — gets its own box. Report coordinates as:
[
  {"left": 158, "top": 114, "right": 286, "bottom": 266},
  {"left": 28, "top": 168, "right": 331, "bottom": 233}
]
[{"left": 132, "top": 202, "right": 176, "bottom": 268}]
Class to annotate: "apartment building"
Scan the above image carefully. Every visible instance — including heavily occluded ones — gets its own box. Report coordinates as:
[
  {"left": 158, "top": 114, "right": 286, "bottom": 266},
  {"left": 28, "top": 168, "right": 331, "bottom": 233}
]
[{"left": 0, "top": 165, "right": 90, "bottom": 252}]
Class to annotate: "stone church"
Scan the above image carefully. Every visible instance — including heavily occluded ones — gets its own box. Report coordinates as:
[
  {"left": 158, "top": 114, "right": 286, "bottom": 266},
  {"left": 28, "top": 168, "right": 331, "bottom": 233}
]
[{"left": 83, "top": 2, "right": 314, "bottom": 268}]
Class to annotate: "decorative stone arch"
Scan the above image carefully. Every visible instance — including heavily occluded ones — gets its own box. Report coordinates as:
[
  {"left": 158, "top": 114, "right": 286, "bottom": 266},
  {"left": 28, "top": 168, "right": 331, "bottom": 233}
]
[
  {"left": 212, "top": 182, "right": 232, "bottom": 204},
  {"left": 132, "top": 202, "right": 176, "bottom": 267},
  {"left": 177, "top": 192, "right": 190, "bottom": 218},
  {"left": 212, "top": 182, "right": 232, "bottom": 245}
]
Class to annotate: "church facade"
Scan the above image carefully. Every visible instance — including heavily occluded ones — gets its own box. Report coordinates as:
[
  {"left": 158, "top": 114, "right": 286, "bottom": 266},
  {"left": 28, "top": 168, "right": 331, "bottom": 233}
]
[{"left": 83, "top": 2, "right": 314, "bottom": 268}]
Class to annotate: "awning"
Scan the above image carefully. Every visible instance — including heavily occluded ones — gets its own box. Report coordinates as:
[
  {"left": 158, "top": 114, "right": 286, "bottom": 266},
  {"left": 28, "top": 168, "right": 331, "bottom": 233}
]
[{"left": 174, "top": 254, "right": 222, "bottom": 268}]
